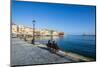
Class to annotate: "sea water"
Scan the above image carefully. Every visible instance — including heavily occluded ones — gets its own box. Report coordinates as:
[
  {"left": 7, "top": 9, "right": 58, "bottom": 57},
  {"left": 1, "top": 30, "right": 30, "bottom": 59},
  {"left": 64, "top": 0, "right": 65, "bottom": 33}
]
[{"left": 35, "top": 35, "right": 96, "bottom": 59}]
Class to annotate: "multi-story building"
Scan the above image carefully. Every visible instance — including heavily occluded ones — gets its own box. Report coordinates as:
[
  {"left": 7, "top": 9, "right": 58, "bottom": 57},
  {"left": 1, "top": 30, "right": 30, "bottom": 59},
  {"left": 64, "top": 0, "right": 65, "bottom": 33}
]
[
  {"left": 12, "top": 23, "right": 18, "bottom": 35},
  {"left": 24, "top": 27, "right": 33, "bottom": 35}
]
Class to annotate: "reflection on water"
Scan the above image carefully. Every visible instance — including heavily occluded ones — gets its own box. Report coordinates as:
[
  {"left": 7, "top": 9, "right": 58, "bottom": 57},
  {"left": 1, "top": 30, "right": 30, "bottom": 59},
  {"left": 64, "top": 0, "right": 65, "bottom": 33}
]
[{"left": 57, "top": 35, "right": 96, "bottom": 59}]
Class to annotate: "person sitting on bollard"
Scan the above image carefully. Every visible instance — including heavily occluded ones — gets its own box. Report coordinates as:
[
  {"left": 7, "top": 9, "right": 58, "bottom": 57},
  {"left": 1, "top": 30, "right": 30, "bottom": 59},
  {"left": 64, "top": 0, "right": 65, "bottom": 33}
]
[
  {"left": 47, "top": 40, "right": 52, "bottom": 50},
  {"left": 52, "top": 40, "right": 59, "bottom": 52}
]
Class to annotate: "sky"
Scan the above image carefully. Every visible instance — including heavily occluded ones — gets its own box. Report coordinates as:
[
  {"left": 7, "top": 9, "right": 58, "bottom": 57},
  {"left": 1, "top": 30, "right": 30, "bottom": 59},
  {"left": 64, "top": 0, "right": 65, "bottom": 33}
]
[{"left": 12, "top": 0, "right": 96, "bottom": 35}]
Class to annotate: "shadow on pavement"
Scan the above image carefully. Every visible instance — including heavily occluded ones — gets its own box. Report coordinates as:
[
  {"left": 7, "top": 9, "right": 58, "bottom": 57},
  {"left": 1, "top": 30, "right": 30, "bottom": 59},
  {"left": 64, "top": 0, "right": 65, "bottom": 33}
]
[{"left": 38, "top": 46, "right": 68, "bottom": 58}]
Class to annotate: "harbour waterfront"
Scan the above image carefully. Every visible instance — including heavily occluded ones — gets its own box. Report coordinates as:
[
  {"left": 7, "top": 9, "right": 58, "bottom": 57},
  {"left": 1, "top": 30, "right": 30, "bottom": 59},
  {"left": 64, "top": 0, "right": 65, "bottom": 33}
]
[
  {"left": 34, "top": 35, "right": 96, "bottom": 59},
  {"left": 11, "top": 36, "right": 95, "bottom": 66}
]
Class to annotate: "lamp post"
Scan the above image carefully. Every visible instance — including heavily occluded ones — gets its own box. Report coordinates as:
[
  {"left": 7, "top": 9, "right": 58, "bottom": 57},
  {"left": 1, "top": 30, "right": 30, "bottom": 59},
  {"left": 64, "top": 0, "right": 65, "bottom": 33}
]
[
  {"left": 50, "top": 30, "right": 54, "bottom": 41},
  {"left": 17, "top": 25, "right": 19, "bottom": 37},
  {"left": 31, "top": 20, "right": 35, "bottom": 44}
]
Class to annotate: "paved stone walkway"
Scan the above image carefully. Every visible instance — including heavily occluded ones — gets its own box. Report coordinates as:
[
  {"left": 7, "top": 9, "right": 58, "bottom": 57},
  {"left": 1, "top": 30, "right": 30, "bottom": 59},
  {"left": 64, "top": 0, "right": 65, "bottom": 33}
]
[{"left": 11, "top": 38, "right": 74, "bottom": 66}]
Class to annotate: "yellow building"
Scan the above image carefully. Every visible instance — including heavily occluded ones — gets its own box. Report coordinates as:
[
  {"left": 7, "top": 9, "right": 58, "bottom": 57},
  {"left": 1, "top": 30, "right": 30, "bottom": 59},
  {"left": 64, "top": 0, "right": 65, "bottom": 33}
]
[
  {"left": 24, "top": 27, "right": 33, "bottom": 35},
  {"left": 53, "top": 31, "right": 59, "bottom": 36},
  {"left": 12, "top": 23, "right": 18, "bottom": 35},
  {"left": 17, "top": 25, "right": 24, "bottom": 35}
]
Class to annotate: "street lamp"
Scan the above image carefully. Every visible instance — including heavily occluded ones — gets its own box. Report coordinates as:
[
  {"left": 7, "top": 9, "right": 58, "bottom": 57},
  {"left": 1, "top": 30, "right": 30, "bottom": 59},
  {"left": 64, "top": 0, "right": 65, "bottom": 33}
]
[
  {"left": 31, "top": 20, "right": 35, "bottom": 44},
  {"left": 50, "top": 30, "right": 54, "bottom": 41}
]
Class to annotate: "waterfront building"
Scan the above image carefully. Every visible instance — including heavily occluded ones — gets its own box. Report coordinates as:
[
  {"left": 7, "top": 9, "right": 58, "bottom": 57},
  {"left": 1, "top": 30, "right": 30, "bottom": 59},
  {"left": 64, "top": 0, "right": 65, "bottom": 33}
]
[{"left": 12, "top": 23, "right": 18, "bottom": 35}]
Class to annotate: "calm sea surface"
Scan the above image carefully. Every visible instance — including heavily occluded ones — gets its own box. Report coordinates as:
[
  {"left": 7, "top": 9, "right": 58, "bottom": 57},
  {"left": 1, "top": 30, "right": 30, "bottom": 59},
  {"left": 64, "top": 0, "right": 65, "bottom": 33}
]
[{"left": 35, "top": 35, "right": 96, "bottom": 58}]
